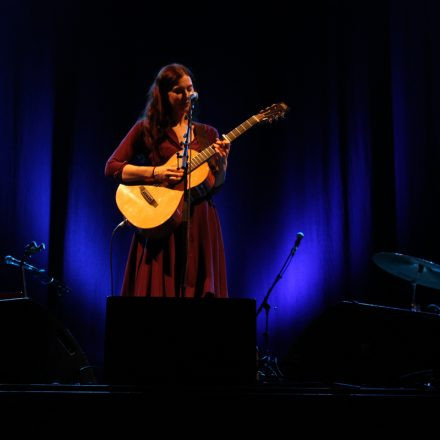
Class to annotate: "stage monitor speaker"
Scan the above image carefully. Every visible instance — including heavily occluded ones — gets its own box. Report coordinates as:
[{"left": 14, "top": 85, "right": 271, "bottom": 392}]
[
  {"left": 0, "top": 298, "right": 94, "bottom": 384},
  {"left": 282, "top": 300, "right": 440, "bottom": 386},
  {"left": 104, "top": 296, "right": 256, "bottom": 385}
]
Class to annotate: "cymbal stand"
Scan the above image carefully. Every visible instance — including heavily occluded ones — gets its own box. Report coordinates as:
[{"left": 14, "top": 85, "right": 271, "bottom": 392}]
[
  {"left": 256, "top": 232, "right": 304, "bottom": 381},
  {"left": 410, "top": 263, "right": 425, "bottom": 312},
  {"left": 410, "top": 282, "right": 419, "bottom": 312}
]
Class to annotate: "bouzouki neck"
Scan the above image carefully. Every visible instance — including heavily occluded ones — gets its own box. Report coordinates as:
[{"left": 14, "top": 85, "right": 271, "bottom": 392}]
[
  {"left": 188, "top": 102, "right": 288, "bottom": 173},
  {"left": 188, "top": 115, "right": 260, "bottom": 173}
]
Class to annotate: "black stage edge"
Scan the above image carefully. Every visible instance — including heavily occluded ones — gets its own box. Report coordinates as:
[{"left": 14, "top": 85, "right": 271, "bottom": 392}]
[{"left": 1, "top": 382, "right": 440, "bottom": 433}]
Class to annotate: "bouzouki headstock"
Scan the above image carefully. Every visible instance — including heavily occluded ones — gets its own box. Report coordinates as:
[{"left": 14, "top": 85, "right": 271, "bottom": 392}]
[{"left": 255, "top": 102, "right": 289, "bottom": 123}]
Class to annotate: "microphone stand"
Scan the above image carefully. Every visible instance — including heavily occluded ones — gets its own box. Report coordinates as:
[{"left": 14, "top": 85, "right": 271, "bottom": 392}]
[
  {"left": 16, "top": 241, "right": 47, "bottom": 299},
  {"left": 19, "top": 250, "right": 30, "bottom": 299},
  {"left": 19, "top": 243, "right": 40, "bottom": 298},
  {"left": 256, "top": 232, "right": 304, "bottom": 381},
  {"left": 5, "top": 254, "right": 71, "bottom": 299},
  {"left": 178, "top": 99, "right": 195, "bottom": 298}
]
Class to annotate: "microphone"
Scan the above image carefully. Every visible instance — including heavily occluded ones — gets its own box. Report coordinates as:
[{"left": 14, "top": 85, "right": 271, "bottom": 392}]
[
  {"left": 190, "top": 92, "right": 198, "bottom": 102},
  {"left": 24, "top": 241, "right": 46, "bottom": 255},
  {"left": 294, "top": 232, "right": 304, "bottom": 249},
  {"left": 5, "top": 255, "right": 44, "bottom": 272}
]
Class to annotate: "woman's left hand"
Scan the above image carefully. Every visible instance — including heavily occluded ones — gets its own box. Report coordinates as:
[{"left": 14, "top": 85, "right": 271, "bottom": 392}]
[
  {"left": 211, "top": 138, "right": 230, "bottom": 187},
  {"left": 213, "top": 138, "right": 230, "bottom": 160}
]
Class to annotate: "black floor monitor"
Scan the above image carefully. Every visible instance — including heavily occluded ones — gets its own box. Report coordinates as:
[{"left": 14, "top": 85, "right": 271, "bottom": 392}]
[{"left": 104, "top": 296, "right": 256, "bottom": 386}]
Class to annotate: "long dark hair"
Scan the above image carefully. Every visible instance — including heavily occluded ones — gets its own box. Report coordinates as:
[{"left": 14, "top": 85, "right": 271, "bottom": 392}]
[{"left": 142, "top": 63, "right": 194, "bottom": 147}]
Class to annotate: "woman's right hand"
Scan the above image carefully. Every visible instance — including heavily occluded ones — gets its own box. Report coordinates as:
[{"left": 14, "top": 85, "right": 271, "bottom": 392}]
[{"left": 153, "top": 165, "right": 184, "bottom": 183}]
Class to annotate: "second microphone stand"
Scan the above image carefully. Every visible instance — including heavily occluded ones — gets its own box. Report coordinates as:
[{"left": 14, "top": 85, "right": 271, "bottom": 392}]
[
  {"left": 19, "top": 241, "right": 46, "bottom": 298},
  {"left": 178, "top": 99, "right": 196, "bottom": 298},
  {"left": 256, "top": 232, "right": 304, "bottom": 380}
]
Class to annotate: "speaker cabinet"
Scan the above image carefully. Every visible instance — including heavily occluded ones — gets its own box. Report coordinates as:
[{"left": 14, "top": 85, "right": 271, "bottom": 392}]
[
  {"left": 0, "top": 298, "right": 94, "bottom": 384},
  {"left": 104, "top": 297, "right": 256, "bottom": 385},
  {"left": 283, "top": 300, "right": 440, "bottom": 386}
]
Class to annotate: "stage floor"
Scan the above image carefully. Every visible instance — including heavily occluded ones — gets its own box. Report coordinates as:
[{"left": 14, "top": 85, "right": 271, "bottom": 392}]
[{"left": 1, "top": 379, "right": 439, "bottom": 433}]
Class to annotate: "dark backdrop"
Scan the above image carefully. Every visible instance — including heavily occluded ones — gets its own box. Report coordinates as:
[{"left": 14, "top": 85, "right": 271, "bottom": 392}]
[{"left": 1, "top": 0, "right": 440, "bottom": 377}]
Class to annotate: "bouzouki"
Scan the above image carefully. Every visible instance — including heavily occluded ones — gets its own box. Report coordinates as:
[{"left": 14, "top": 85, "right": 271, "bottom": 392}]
[{"left": 115, "top": 102, "right": 288, "bottom": 238}]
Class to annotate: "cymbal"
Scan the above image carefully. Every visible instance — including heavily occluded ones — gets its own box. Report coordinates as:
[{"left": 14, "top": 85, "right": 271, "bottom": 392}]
[{"left": 373, "top": 252, "right": 440, "bottom": 290}]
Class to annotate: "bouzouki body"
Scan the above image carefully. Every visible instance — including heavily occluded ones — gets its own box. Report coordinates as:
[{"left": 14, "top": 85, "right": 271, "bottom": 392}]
[{"left": 115, "top": 150, "right": 214, "bottom": 239}]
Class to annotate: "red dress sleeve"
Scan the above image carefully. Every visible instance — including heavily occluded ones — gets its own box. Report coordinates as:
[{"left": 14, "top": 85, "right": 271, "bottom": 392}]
[{"left": 104, "top": 120, "right": 145, "bottom": 181}]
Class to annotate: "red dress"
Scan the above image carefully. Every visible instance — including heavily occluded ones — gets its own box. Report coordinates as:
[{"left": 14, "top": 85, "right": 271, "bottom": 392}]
[{"left": 105, "top": 120, "right": 228, "bottom": 298}]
